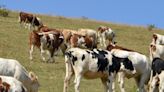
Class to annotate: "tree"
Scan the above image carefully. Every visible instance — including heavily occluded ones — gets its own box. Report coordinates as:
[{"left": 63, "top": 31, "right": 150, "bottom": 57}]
[{"left": 148, "top": 24, "right": 156, "bottom": 31}]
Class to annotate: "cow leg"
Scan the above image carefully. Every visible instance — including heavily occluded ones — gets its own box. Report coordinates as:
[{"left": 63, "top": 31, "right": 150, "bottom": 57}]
[
  {"left": 135, "top": 76, "right": 141, "bottom": 92},
  {"left": 138, "top": 75, "right": 147, "bottom": 92},
  {"left": 108, "top": 73, "right": 115, "bottom": 92},
  {"left": 101, "top": 78, "right": 108, "bottom": 92},
  {"left": 74, "top": 68, "right": 83, "bottom": 92},
  {"left": 40, "top": 44, "right": 46, "bottom": 62},
  {"left": 74, "top": 74, "right": 82, "bottom": 92},
  {"left": 29, "top": 44, "right": 34, "bottom": 60},
  {"left": 118, "top": 72, "right": 125, "bottom": 92},
  {"left": 63, "top": 61, "right": 74, "bottom": 92},
  {"left": 47, "top": 50, "right": 54, "bottom": 63}
]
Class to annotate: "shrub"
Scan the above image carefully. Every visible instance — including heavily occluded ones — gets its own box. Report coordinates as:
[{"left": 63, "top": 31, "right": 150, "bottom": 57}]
[{"left": 0, "top": 9, "right": 9, "bottom": 17}]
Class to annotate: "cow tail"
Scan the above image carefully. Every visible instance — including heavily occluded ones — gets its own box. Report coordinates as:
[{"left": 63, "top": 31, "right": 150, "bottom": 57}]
[{"left": 64, "top": 51, "right": 74, "bottom": 73}]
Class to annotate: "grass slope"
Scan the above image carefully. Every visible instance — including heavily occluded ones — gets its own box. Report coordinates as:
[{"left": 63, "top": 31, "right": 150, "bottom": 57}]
[{"left": 0, "top": 11, "right": 164, "bottom": 92}]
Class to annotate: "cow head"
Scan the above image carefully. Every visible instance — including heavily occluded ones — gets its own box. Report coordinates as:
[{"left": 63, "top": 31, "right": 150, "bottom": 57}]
[
  {"left": 152, "top": 33, "right": 158, "bottom": 44},
  {"left": 77, "top": 36, "right": 86, "bottom": 47},
  {"left": 106, "top": 42, "right": 116, "bottom": 51},
  {"left": 29, "top": 72, "right": 40, "bottom": 92}
]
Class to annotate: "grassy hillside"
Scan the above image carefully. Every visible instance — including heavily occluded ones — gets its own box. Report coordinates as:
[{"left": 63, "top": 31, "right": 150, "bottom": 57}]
[{"left": 0, "top": 11, "right": 164, "bottom": 92}]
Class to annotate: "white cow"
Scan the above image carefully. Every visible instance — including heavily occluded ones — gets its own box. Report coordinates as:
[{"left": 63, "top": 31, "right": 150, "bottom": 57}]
[
  {"left": 149, "top": 43, "right": 164, "bottom": 61},
  {"left": 97, "top": 26, "right": 115, "bottom": 47},
  {"left": 152, "top": 33, "right": 164, "bottom": 45},
  {"left": 63, "top": 48, "right": 136, "bottom": 92},
  {"left": 0, "top": 75, "right": 27, "bottom": 92},
  {"left": 106, "top": 43, "right": 151, "bottom": 92},
  {"left": 0, "top": 58, "right": 40, "bottom": 92}
]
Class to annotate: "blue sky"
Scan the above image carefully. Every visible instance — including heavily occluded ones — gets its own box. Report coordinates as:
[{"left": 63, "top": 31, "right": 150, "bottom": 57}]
[{"left": 1, "top": 0, "right": 164, "bottom": 29}]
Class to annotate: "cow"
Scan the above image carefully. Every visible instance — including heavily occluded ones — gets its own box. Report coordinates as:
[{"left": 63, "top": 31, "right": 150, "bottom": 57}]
[
  {"left": 78, "top": 28, "right": 98, "bottom": 48},
  {"left": 29, "top": 29, "right": 64, "bottom": 63},
  {"left": 59, "top": 28, "right": 97, "bottom": 53},
  {"left": 0, "top": 76, "right": 27, "bottom": 92},
  {"left": 97, "top": 26, "right": 115, "bottom": 47},
  {"left": 63, "top": 48, "right": 136, "bottom": 92},
  {"left": 151, "top": 33, "right": 164, "bottom": 45},
  {"left": 106, "top": 43, "right": 151, "bottom": 92},
  {"left": 149, "top": 58, "right": 164, "bottom": 92},
  {"left": 69, "top": 33, "right": 96, "bottom": 49},
  {"left": 18, "top": 12, "right": 43, "bottom": 30},
  {"left": 0, "top": 58, "right": 40, "bottom": 92},
  {"left": 149, "top": 43, "right": 164, "bottom": 61}
]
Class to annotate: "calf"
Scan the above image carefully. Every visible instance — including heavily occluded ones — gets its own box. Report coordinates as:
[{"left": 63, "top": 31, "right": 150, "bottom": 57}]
[
  {"left": 106, "top": 43, "right": 151, "bottom": 92},
  {"left": 149, "top": 58, "right": 164, "bottom": 92},
  {"left": 0, "top": 58, "right": 39, "bottom": 92},
  {"left": 78, "top": 28, "right": 98, "bottom": 48},
  {"left": 19, "top": 12, "right": 43, "bottom": 30},
  {"left": 98, "top": 26, "right": 115, "bottom": 47},
  {"left": 69, "top": 34, "right": 95, "bottom": 49},
  {"left": 63, "top": 48, "right": 136, "bottom": 92},
  {"left": 0, "top": 76, "right": 27, "bottom": 92},
  {"left": 151, "top": 33, "right": 164, "bottom": 45},
  {"left": 29, "top": 30, "right": 64, "bottom": 63},
  {"left": 149, "top": 43, "right": 164, "bottom": 61}
]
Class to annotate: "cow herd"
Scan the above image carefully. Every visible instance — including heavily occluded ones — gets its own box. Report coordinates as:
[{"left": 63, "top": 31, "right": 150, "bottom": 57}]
[{"left": 0, "top": 11, "right": 164, "bottom": 92}]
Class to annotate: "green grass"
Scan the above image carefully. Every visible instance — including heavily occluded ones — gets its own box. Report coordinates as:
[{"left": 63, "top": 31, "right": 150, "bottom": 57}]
[{"left": 0, "top": 11, "right": 164, "bottom": 92}]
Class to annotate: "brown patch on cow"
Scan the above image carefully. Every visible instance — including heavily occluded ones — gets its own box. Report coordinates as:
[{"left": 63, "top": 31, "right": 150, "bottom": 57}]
[
  {"left": 106, "top": 44, "right": 136, "bottom": 52},
  {"left": 84, "top": 36, "right": 95, "bottom": 48},
  {"left": 150, "top": 44, "right": 156, "bottom": 52},
  {"left": 29, "top": 30, "right": 41, "bottom": 48},
  {"left": 0, "top": 77, "right": 10, "bottom": 92},
  {"left": 70, "top": 34, "right": 82, "bottom": 47},
  {"left": 153, "top": 33, "right": 158, "bottom": 44},
  {"left": 98, "top": 26, "right": 109, "bottom": 33}
]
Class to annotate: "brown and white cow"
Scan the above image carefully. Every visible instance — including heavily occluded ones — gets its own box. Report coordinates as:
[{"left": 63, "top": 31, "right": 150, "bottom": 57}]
[
  {"left": 106, "top": 43, "right": 151, "bottom": 92},
  {"left": 69, "top": 33, "right": 96, "bottom": 49},
  {"left": 0, "top": 76, "right": 27, "bottom": 92},
  {"left": 97, "top": 26, "right": 115, "bottom": 47},
  {"left": 78, "top": 28, "right": 98, "bottom": 48},
  {"left": 19, "top": 12, "right": 43, "bottom": 30},
  {"left": 63, "top": 48, "right": 136, "bottom": 92},
  {"left": 29, "top": 28, "right": 64, "bottom": 63},
  {"left": 149, "top": 43, "right": 164, "bottom": 61},
  {"left": 0, "top": 58, "right": 39, "bottom": 92},
  {"left": 151, "top": 33, "right": 164, "bottom": 45}
]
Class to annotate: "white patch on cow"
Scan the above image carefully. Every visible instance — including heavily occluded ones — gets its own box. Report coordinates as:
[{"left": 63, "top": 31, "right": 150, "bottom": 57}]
[
  {"left": 48, "top": 34, "right": 54, "bottom": 40},
  {"left": 77, "top": 37, "right": 85, "bottom": 46}
]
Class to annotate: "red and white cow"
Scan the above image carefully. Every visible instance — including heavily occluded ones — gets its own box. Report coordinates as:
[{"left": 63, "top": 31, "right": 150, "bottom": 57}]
[
  {"left": 69, "top": 33, "right": 96, "bottom": 49},
  {"left": 0, "top": 58, "right": 39, "bottom": 92},
  {"left": 0, "top": 76, "right": 27, "bottom": 92},
  {"left": 78, "top": 28, "right": 98, "bottom": 48},
  {"left": 29, "top": 29, "right": 64, "bottom": 63},
  {"left": 97, "top": 26, "right": 115, "bottom": 47},
  {"left": 106, "top": 43, "right": 151, "bottom": 92},
  {"left": 63, "top": 48, "right": 136, "bottom": 92},
  {"left": 19, "top": 12, "right": 43, "bottom": 30},
  {"left": 151, "top": 33, "right": 164, "bottom": 45},
  {"left": 149, "top": 43, "right": 164, "bottom": 61}
]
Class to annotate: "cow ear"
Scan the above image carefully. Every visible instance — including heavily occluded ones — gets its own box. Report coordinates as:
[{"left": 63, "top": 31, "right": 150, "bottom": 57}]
[{"left": 29, "top": 72, "right": 37, "bottom": 81}]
